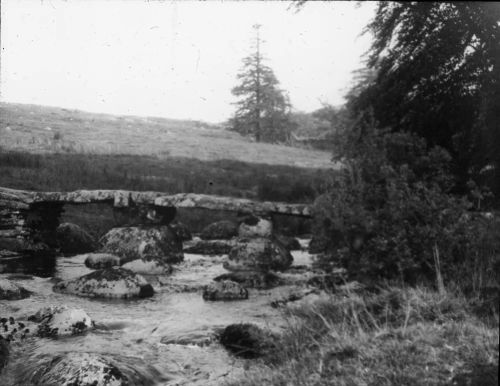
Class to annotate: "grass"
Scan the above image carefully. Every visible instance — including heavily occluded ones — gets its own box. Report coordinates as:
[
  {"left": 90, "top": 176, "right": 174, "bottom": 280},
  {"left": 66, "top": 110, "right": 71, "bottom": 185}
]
[
  {"left": 0, "top": 150, "right": 332, "bottom": 202},
  {"left": 0, "top": 102, "right": 334, "bottom": 168},
  {"left": 225, "top": 286, "right": 499, "bottom": 386}
]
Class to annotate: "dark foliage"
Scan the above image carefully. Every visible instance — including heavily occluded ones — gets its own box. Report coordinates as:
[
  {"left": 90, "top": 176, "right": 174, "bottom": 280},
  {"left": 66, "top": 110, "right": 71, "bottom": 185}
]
[
  {"left": 314, "top": 123, "right": 499, "bottom": 287},
  {"left": 351, "top": 2, "right": 500, "bottom": 196}
]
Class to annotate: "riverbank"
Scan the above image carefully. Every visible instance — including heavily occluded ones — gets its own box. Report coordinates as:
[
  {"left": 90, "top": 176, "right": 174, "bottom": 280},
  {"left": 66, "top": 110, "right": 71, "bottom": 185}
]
[{"left": 225, "top": 285, "right": 499, "bottom": 386}]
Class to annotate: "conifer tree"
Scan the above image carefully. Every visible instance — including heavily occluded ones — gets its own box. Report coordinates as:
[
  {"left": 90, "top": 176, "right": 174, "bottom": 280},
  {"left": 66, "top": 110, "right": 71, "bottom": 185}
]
[{"left": 230, "top": 24, "right": 294, "bottom": 143}]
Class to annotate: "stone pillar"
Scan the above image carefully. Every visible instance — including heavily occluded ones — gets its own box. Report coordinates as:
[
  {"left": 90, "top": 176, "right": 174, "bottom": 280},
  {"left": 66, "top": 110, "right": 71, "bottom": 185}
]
[{"left": 0, "top": 201, "right": 63, "bottom": 257}]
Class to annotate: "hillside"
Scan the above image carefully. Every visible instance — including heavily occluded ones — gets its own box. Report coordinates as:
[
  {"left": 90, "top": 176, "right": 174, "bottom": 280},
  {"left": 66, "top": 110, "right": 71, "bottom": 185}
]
[{"left": 0, "top": 103, "right": 334, "bottom": 169}]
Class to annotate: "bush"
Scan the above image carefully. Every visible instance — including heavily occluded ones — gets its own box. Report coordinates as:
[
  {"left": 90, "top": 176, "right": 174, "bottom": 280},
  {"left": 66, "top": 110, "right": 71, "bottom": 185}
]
[{"left": 313, "top": 124, "right": 498, "bottom": 287}]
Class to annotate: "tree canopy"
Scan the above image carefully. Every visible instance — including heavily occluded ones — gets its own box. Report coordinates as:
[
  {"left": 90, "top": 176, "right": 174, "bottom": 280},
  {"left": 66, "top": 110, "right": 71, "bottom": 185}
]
[
  {"left": 230, "top": 25, "right": 295, "bottom": 143},
  {"left": 349, "top": 2, "right": 500, "bottom": 194}
]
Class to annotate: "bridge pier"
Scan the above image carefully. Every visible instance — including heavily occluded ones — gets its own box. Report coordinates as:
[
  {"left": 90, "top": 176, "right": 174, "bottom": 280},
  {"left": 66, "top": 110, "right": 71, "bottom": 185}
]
[{"left": 112, "top": 204, "right": 177, "bottom": 227}]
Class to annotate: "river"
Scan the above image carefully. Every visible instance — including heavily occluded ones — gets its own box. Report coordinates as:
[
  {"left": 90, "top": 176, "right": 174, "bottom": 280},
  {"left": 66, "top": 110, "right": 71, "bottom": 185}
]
[{"left": 0, "top": 241, "right": 313, "bottom": 385}]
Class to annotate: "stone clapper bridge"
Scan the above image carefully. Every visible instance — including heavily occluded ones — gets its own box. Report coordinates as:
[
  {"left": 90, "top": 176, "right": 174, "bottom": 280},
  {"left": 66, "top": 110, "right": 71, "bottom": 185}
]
[{"left": 0, "top": 186, "right": 312, "bottom": 257}]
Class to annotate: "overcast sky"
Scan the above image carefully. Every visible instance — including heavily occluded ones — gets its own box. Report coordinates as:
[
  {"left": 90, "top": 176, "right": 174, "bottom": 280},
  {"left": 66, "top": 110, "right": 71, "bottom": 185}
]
[{"left": 1, "top": 0, "right": 375, "bottom": 123}]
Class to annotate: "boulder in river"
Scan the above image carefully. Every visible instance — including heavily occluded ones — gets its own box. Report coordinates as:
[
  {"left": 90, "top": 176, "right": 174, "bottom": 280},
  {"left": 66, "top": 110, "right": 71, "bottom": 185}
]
[
  {"left": 169, "top": 221, "right": 192, "bottom": 241},
  {"left": 275, "top": 234, "right": 301, "bottom": 251},
  {"left": 84, "top": 253, "right": 122, "bottom": 269},
  {"left": 238, "top": 216, "right": 273, "bottom": 238},
  {"left": 53, "top": 267, "right": 154, "bottom": 299},
  {"left": 28, "top": 352, "right": 139, "bottom": 386},
  {"left": 56, "top": 223, "right": 98, "bottom": 255},
  {"left": 202, "top": 280, "right": 249, "bottom": 301},
  {"left": 0, "top": 278, "right": 31, "bottom": 300},
  {"left": 219, "top": 323, "right": 276, "bottom": 358},
  {"left": 214, "top": 271, "right": 282, "bottom": 289},
  {"left": 183, "top": 238, "right": 239, "bottom": 255},
  {"left": 29, "top": 305, "right": 94, "bottom": 338},
  {"left": 99, "top": 226, "right": 183, "bottom": 264},
  {"left": 0, "top": 316, "right": 36, "bottom": 342},
  {"left": 224, "top": 237, "right": 293, "bottom": 272},
  {"left": 200, "top": 220, "right": 238, "bottom": 240},
  {"left": 122, "top": 257, "right": 173, "bottom": 275}
]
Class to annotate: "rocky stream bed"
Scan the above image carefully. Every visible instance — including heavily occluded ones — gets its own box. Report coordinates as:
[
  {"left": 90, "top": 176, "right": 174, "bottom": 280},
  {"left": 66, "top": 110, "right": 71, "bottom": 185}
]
[{"left": 0, "top": 234, "right": 331, "bottom": 386}]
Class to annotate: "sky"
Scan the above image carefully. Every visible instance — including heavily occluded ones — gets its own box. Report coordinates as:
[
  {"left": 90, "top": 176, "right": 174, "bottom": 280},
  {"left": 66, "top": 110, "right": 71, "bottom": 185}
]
[{"left": 0, "top": 0, "right": 376, "bottom": 123}]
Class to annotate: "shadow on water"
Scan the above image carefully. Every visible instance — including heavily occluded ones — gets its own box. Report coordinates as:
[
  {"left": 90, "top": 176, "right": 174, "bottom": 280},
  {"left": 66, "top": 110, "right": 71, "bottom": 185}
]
[{"left": 0, "top": 254, "right": 56, "bottom": 278}]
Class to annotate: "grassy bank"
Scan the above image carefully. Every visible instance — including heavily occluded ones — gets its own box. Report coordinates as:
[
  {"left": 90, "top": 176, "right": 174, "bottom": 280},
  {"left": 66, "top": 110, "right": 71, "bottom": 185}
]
[
  {"left": 0, "top": 149, "right": 332, "bottom": 203},
  {"left": 227, "top": 286, "right": 499, "bottom": 386},
  {"left": 0, "top": 102, "right": 333, "bottom": 168}
]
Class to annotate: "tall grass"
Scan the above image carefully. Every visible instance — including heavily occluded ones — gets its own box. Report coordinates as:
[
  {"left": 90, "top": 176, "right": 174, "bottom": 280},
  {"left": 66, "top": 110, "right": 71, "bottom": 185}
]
[
  {"left": 226, "top": 286, "right": 499, "bottom": 386},
  {"left": 0, "top": 149, "right": 330, "bottom": 203}
]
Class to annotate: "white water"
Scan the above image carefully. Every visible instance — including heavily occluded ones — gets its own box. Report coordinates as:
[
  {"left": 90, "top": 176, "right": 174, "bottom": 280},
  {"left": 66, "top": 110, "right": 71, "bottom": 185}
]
[{"left": 0, "top": 245, "right": 314, "bottom": 385}]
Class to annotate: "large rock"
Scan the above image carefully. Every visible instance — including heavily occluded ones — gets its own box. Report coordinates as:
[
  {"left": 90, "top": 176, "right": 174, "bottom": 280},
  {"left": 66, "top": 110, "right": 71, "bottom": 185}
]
[
  {"left": 169, "top": 221, "right": 192, "bottom": 241},
  {"left": 238, "top": 216, "right": 273, "bottom": 238},
  {"left": 84, "top": 253, "right": 122, "bottom": 269},
  {"left": 308, "top": 235, "right": 329, "bottom": 254},
  {"left": 224, "top": 238, "right": 293, "bottom": 272},
  {"left": 56, "top": 223, "right": 98, "bottom": 255},
  {"left": 214, "top": 271, "right": 281, "bottom": 289},
  {"left": 183, "top": 238, "right": 238, "bottom": 255},
  {"left": 275, "top": 234, "right": 301, "bottom": 251},
  {"left": 200, "top": 220, "right": 238, "bottom": 240},
  {"left": 122, "top": 257, "right": 173, "bottom": 275},
  {"left": 0, "top": 316, "right": 35, "bottom": 342},
  {"left": 202, "top": 280, "right": 249, "bottom": 301},
  {"left": 99, "top": 226, "right": 183, "bottom": 264},
  {"left": 0, "top": 278, "right": 31, "bottom": 300},
  {"left": 28, "top": 305, "right": 94, "bottom": 338},
  {"left": 219, "top": 323, "right": 276, "bottom": 358},
  {"left": 27, "top": 352, "right": 138, "bottom": 386},
  {"left": 53, "top": 267, "right": 154, "bottom": 299}
]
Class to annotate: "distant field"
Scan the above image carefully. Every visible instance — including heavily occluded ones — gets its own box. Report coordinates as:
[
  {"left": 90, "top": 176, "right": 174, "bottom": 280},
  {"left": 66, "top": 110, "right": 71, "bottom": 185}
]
[
  {"left": 0, "top": 100, "right": 337, "bottom": 238},
  {"left": 0, "top": 102, "right": 334, "bottom": 169}
]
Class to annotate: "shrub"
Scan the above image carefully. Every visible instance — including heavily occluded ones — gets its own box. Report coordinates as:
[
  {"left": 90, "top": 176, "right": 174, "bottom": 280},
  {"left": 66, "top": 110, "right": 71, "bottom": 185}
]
[{"left": 313, "top": 123, "right": 498, "bottom": 286}]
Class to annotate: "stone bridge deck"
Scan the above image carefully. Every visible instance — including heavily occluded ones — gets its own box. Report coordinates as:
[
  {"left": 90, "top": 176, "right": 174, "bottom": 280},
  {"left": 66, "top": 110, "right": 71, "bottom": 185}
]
[
  {"left": 0, "top": 186, "right": 312, "bottom": 257},
  {"left": 0, "top": 187, "right": 311, "bottom": 217}
]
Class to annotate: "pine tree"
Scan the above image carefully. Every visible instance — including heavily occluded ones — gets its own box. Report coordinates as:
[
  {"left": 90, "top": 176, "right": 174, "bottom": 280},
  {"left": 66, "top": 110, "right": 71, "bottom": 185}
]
[{"left": 230, "top": 24, "right": 294, "bottom": 143}]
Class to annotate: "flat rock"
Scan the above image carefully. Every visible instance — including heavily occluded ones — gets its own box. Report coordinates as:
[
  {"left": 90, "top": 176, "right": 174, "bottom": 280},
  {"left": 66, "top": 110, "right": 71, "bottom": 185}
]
[
  {"left": 53, "top": 267, "right": 154, "bottom": 299},
  {"left": 27, "top": 352, "right": 138, "bottom": 386},
  {"left": 84, "top": 253, "right": 122, "bottom": 269},
  {"left": 202, "top": 280, "right": 249, "bottom": 301},
  {"left": 160, "top": 331, "right": 215, "bottom": 347},
  {"left": 122, "top": 258, "right": 173, "bottom": 275},
  {"left": 214, "top": 271, "right": 282, "bottom": 289},
  {"left": 0, "top": 278, "right": 31, "bottom": 300},
  {"left": 183, "top": 238, "right": 239, "bottom": 255}
]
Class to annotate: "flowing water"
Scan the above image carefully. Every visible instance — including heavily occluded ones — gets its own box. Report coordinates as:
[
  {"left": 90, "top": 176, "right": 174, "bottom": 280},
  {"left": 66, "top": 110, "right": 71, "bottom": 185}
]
[{"left": 0, "top": 242, "right": 313, "bottom": 385}]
